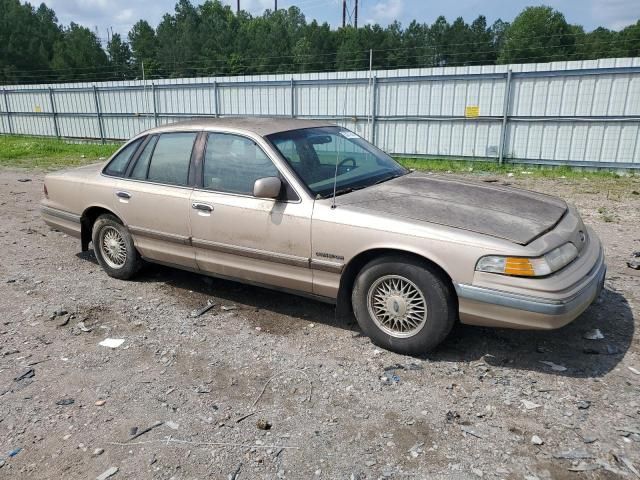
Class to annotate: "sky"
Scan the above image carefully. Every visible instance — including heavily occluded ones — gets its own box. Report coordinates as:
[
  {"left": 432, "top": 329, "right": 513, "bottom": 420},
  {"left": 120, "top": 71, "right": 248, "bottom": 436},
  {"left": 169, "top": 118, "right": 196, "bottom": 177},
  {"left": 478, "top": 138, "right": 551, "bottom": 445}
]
[{"left": 41, "top": 0, "right": 640, "bottom": 42}]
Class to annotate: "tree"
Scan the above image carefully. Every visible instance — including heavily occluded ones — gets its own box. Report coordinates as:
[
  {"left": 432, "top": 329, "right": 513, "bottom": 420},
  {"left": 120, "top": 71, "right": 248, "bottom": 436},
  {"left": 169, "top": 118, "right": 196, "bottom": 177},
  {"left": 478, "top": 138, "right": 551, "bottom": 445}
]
[
  {"left": 619, "top": 21, "right": 640, "bottom": 57},
  {"left": 128, "top": 20, "right": 158, "bottom": 78},
  {"left": 469, "top": 16, "right": 496, "bottom": 64},
  {"left": 199, "top": 0, "right": 239, "bottom": 75},
  {"left": 51, "top": 23, "right": 108, "bottom": 81},
  {"left": 401, "top": 21, "right": 430, "bottom": 68},
  {"left": 498, "top": 6, "right": 575, "bottom": 64},
  {"left": 335, "top": 27, "right": 366, "bottom": 71},
  {"left": 0, "top": 0, "right": 61, "bottom": 83},
  {"left": 293, "top": 20, "right": 335, "bottom": 72},
  {"left": 107, "top": 33, "right": 132, "bottom": 79},
  {"left": 1, "top": 0, "right": 636, "bottom": 85},
  {"left": 428, "top": 16, "right": 450, "bottom": 66},
  {"left": 489, "top": 19, "right": 509, "bottom": 55}
]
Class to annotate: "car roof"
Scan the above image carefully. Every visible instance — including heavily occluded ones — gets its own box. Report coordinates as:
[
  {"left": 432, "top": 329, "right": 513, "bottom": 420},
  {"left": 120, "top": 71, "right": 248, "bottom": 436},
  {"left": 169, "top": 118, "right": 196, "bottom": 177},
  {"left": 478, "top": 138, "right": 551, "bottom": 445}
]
[{"left": 143, "top": 117, "right": 336, "bottom": 137}]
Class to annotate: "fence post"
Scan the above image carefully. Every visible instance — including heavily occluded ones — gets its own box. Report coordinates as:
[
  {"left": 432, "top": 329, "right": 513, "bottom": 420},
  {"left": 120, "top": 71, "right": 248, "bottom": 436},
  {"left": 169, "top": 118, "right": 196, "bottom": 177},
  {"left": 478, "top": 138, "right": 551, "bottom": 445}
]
[
  {"left": 48, "top": 87, "right": 60, "bottom": 138},
  {"left": 290, "top": 78, "right": 295, "bottom": 118},
  {"left": 151, "top": 82, "right": 159, "bottom": 127},
  {"left": 2, "top": 89, "right": 13, "bottom": 135},
  {"left": 371, "top": 75, "right": 377, "bottom": 145},
  {"left": 213, "top": 80, "right": 219, "bottom": 118},
  {"left": 92, "top": 85, "right": 105, "bottom": 144},
  {"left": 498, "top": 69, "right": 513, "bottom": 165}
]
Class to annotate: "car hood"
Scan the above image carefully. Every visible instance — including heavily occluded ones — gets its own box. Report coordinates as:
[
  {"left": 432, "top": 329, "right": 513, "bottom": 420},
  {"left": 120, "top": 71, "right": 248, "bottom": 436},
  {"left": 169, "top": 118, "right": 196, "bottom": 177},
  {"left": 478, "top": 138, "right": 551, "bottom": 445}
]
[{"left": 334, "top": 172, "right": 567, "bottom": 245}]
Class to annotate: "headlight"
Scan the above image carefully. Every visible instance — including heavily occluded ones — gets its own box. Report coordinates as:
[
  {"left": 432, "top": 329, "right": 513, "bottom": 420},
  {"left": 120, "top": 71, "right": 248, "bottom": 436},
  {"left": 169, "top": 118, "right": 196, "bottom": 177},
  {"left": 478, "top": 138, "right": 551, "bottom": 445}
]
[{"left": 476, "top": 243, "right": 578, "bottom": 277}]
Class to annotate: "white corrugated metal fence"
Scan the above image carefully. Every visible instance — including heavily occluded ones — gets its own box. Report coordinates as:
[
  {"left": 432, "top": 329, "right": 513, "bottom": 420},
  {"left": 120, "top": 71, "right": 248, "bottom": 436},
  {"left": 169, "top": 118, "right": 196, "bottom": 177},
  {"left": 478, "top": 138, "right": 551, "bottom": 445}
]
[{"left": 1, "top": 57, "right": 639, "bottom": 168}]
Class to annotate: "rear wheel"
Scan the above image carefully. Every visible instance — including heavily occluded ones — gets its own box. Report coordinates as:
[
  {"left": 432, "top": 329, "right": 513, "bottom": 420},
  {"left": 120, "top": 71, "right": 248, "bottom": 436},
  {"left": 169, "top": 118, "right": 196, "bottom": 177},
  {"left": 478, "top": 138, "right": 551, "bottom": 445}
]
[
  {"left": 352, "top": 256, "right": 456, "bottom": 354},
  {"left": 92, "top": 214, "right": 142, "bottom": 280}
]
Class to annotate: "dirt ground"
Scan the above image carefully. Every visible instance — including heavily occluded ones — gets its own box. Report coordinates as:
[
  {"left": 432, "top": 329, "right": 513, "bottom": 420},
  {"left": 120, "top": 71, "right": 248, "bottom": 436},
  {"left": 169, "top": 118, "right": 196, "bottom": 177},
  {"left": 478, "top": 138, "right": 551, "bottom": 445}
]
[{"left": 0, "top": 168, "right": 639, "bottom": 480}]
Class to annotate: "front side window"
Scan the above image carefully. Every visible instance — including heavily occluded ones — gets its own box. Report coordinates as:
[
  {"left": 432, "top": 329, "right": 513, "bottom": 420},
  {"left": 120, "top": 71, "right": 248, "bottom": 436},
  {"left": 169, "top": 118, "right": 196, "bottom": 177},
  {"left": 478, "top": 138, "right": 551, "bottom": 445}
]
[
  {"left": 203, "top": 133, "right": 278, "bottom": 195},
  {"left": 268, "top": 126, "right": 407, "bottom": 198},
  {"left": 104, "top": 137, "right": 143, "bottom": 176}
]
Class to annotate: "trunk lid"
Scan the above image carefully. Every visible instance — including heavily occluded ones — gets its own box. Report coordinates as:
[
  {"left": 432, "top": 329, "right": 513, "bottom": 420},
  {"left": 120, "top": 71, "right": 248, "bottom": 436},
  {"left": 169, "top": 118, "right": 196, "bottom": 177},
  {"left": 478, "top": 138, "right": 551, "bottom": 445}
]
[{"left": 334, "top": 172, "right": 567, "bottom": 245}]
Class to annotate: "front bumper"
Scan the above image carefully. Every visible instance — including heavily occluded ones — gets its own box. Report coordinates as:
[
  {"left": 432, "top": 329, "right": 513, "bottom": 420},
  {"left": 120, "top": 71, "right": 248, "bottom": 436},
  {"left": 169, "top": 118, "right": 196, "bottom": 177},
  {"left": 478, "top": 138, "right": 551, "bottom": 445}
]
[{"left": 455, "top": 232, "right": 606, "bottom": 330}]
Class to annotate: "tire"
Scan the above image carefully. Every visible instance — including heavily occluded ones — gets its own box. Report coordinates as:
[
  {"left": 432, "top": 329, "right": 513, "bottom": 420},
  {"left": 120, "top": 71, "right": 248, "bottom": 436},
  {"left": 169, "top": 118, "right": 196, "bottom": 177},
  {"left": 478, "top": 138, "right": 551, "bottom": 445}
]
[
  {"left": 351, "top": 256, "right": 456, "bottom": 354},
  {"left": 91, "top": 214, "right": 142, "bottom": 280}
]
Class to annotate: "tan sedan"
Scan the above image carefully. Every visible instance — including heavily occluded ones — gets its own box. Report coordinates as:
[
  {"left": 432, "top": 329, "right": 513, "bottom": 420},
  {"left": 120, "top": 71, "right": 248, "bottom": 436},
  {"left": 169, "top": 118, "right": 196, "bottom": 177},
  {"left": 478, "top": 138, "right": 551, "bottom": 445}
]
[{"left": 41, "top": 118, "right": 606, "bottom": 354}]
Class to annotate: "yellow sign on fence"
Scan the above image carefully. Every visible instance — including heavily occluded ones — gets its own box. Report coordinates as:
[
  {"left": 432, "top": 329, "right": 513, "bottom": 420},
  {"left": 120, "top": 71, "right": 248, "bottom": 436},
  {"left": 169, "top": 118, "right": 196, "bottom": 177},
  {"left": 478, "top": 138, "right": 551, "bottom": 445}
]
[
  {"left": 34, "top": 105, "right": 42, "bottom": 113},
  {"left": 465, "top": 105, "right": 479, "bottom": 118}
]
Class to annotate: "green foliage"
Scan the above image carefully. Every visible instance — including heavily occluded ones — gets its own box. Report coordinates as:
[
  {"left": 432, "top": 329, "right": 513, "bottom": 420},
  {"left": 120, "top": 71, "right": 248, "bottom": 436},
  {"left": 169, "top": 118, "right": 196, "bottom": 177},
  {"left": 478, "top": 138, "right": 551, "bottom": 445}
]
[
  {"left": 0, "top": 0, "right": 638, "bottom": 84},
  {"left": 51, "top": 23, "right": 108, "bottom": 81},
  {"left": 107, "top": 33, "right": 132, "bottom": 79},
  {"left": 0, "top": 135, "right": 119, "bottom": 169},
  {"left": 128, "top": 20, "right": 160, "bottom": 77},
  {"left": 396, "top": 157, "right": 635, "bottom": 180},
  {"left": 0, "top": 0, "right": 60, "bottom": 82},
  {"left": 498, "top": 6, "right": 575, "bottom": 63},
  {"left": 2, "top": 134, "right": 636, "bottom": 181}
]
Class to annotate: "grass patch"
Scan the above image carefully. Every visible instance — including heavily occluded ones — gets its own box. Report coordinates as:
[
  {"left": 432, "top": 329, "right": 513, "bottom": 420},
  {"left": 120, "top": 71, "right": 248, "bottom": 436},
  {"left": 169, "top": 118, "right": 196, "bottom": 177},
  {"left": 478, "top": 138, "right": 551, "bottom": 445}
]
[
  {"left": 0, "top": 135, "right": 120, "bottom": 169},
  {"left": 0, "top": 134, "right": 637, "bottom": 183},
  {"left": 396, "top": 157, "right": 633, "bottom": 180}
]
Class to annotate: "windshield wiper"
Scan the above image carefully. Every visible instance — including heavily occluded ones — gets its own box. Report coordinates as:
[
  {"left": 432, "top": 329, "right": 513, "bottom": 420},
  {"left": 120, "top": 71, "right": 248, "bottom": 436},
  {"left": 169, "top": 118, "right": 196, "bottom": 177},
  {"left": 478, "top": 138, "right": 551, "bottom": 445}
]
[
  {"left": 322, "top": 174, "right": 404, "bottom": 199},
  {"left": 373, "top": 172, "right": 405, "bottom": 185},
  {"left": 322, "top": 185, "right": 365, "bottom": 199}
]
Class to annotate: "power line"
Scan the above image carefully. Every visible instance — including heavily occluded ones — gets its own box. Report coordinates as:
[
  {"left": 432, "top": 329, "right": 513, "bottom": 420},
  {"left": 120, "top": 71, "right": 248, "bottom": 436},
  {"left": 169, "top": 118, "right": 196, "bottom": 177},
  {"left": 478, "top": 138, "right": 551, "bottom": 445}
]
[
  {"left": 3, "top": 35, "right": 632, "bottom": 81},
  {"left": 1, "top": 46, "right": 629, "bottom": 86}
]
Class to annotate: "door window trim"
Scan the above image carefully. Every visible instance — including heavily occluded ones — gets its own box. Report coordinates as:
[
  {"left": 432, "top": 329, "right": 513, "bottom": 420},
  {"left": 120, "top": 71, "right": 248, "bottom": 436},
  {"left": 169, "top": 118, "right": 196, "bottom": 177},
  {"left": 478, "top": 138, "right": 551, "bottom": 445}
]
[
  {"left": 128, "top": 134, "right": 159, "bottom": 180},
  {"left": 197, "top": 130, "right": 301, "bottom": 203}
]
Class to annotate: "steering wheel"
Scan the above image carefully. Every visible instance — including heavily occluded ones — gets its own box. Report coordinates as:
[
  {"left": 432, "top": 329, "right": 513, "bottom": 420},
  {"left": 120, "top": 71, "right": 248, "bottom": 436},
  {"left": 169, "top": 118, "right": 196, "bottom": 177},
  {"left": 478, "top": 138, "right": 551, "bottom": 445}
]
[{"left": 338, "top": 157, "right": 356, "bottom": 170}]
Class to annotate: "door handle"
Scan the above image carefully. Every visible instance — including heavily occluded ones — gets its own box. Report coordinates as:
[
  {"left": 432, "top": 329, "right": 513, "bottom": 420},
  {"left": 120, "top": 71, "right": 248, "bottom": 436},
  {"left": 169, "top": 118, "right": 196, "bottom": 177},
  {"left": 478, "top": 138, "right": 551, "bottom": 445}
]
[
  {"left": 192, "top": 202, "right": 213, "bottom": 212},
  {"left": 116, "top": 191, "right": 131, "bottom": 199}
]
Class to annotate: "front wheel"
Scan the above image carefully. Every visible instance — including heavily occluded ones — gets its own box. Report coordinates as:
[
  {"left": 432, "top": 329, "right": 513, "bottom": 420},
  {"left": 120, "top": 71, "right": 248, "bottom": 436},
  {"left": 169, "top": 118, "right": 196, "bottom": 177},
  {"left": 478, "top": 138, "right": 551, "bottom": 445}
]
[
  {"left": 91, "top": 214, "right": 142, "bottom": 280},
  {"left": 351, "top": 256, "right": 456, "bottom": 354}
]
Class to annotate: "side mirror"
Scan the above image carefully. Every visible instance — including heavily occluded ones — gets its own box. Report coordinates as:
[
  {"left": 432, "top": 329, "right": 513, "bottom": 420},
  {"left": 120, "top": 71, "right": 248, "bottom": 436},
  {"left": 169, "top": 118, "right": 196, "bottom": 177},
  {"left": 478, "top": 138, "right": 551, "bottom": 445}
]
[{"left": 253, "top": 177, "right": 282, "bottom": 199}]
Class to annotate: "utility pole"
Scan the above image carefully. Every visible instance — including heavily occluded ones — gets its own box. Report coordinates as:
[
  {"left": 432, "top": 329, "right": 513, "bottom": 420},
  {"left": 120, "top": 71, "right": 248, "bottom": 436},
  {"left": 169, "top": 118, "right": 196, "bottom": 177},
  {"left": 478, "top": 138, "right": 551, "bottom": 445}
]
[
  {"left": 342, "top": 0, "right": 359, "bottom": 29},
  {"left": 274, "top": 0, "right": 277, "bottom": 11},
  {"left": 237, "top": 0, "right": 240, "bottom": 14},
  {"left": 354, "top": 0, "right": 358, "bottom": 28},
  {"left": 342, "top": 0, "right": 346, "bottom": 28}
]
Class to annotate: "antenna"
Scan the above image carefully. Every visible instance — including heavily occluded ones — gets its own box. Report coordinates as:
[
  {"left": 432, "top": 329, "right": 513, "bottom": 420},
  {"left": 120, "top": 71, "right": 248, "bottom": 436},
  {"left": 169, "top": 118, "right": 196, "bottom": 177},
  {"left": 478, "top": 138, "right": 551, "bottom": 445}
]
[{"left": 331, "top": 75, "right": 350, "bottom": 210}]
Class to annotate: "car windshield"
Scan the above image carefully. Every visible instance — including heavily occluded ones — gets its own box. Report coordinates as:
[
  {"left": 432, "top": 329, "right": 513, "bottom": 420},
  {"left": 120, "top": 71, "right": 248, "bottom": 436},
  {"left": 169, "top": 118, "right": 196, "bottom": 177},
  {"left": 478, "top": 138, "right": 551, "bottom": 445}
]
[{"left": 267, "top": 126, "right": 408, "bottom": 198}]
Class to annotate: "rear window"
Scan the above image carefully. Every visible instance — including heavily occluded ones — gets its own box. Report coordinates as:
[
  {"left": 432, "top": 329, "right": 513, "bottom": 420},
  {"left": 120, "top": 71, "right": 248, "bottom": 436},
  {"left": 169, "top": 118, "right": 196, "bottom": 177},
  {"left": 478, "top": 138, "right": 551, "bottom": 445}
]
[{"left": 104, "top": 138, "right": 143, "bottom": 176}]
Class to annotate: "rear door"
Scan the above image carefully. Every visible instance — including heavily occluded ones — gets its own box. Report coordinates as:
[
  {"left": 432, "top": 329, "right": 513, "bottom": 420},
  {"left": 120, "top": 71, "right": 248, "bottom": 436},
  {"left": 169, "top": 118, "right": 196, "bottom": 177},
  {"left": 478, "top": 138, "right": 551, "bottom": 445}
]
[
  {"left": 189, "top": 131, "right": 314, "bottom": 293},
  {"left": 113, "top": 131, "right": 200, "bottom": 269}
]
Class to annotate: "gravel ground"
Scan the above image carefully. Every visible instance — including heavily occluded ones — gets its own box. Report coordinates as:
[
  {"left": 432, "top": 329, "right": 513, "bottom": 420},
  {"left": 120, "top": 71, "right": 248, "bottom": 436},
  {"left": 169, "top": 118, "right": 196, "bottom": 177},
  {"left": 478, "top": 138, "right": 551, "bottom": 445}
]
[{"left": 0, "top": 168, "right": 639, "bottom": 480}]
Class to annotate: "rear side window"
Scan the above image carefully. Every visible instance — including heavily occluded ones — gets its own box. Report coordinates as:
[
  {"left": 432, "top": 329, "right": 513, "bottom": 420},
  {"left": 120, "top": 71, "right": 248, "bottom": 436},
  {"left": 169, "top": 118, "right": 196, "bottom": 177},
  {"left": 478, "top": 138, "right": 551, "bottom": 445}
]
[
  {"left": 104, "top": 138, "right": 142, "bottom": 176},
  {"left": 147, "top": 133, "right": 197, "bottom": 186}
]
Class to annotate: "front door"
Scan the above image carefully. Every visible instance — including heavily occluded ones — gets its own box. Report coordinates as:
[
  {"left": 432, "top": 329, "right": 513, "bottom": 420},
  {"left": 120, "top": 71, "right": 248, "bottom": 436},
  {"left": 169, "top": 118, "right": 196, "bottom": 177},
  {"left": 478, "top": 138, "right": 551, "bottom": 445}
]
[
  {"left": 114, "top": 131, "right": 199, "bottom": 269},
  {"left": 189, "top": 132, "right": 313, "bottom": 293}
]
